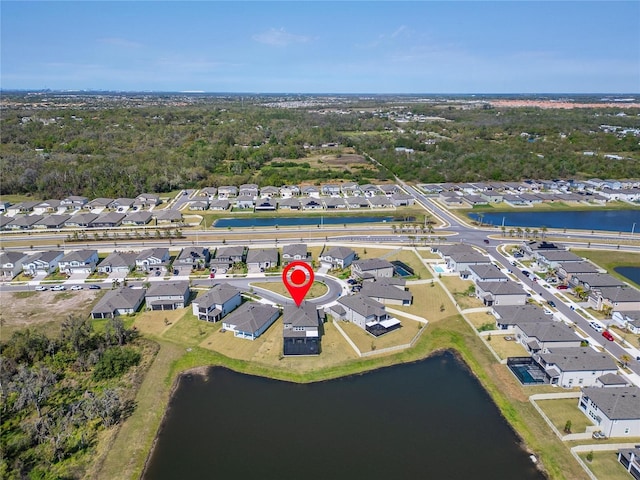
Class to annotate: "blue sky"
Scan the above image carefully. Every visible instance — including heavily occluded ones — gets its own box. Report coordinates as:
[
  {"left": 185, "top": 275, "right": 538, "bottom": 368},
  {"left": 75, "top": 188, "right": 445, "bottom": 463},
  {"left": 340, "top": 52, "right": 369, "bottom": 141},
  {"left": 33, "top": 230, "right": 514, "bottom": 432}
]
[{"left": 2, "top": 1, "right": 639, "bottom": 93}]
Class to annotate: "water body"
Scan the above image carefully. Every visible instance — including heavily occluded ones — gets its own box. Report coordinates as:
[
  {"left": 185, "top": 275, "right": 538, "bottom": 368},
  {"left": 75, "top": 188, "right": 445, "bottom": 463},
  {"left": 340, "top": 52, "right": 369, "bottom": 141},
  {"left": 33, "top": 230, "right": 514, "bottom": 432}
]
[
  {"left": 469, "top": 209, "right": 639, "bottom": 232},
  {"left": 143, "top": 352, "right": 545, "bottom": 480},
  {"left": 214, "top": 215, "right": 398, "bottom": 228},
  {"left": 614, "top": 266, "right": 640, "bottom": 287}
]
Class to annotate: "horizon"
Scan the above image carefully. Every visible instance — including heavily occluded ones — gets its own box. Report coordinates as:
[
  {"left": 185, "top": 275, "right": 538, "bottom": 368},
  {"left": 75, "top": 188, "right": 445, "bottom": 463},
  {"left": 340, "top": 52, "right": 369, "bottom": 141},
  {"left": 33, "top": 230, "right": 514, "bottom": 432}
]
[{"left": 2, "top": 1, "right": 639, "bottom": 94}]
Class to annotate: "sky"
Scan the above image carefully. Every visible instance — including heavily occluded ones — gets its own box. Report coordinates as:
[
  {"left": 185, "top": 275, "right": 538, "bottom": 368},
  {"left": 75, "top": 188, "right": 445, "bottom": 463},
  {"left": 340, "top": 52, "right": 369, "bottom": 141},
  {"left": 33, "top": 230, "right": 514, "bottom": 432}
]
[{"left": 2, "top": 1, "right": 639, "bottom": 93}]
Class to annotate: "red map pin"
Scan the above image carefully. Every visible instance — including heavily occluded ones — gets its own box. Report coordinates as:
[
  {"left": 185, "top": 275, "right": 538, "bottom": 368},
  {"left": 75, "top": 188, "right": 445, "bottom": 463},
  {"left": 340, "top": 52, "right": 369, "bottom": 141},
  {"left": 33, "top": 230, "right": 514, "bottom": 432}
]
[{"left": 282, "top": 261, "right": 314, "bottom": 307}]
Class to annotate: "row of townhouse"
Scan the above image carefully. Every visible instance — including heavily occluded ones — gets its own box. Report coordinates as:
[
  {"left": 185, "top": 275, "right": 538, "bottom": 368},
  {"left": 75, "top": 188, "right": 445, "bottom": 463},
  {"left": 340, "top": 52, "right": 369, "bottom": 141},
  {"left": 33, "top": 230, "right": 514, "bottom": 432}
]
[
  {"left": 196, "top": 183, "right": 402, "bottom": 201},
  {"left": 419, "top": 179, "right": 640, "bottom": 196}
]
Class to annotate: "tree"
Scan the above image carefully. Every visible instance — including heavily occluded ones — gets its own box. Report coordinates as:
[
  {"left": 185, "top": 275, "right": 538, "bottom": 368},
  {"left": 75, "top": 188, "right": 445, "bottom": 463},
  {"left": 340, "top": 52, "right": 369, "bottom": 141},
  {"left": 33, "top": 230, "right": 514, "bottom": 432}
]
[
  {"left": 10, "top": 365, "right": 57, "bottom": 418},
  {"left": 563, "top": 420, "right": 572, "bottom": 433},
  {"left": 60, "top": 315, "right": 94, "bottom": 356},
  {"left": 105, "top": 316, "right": 127, "bottom": 346}
]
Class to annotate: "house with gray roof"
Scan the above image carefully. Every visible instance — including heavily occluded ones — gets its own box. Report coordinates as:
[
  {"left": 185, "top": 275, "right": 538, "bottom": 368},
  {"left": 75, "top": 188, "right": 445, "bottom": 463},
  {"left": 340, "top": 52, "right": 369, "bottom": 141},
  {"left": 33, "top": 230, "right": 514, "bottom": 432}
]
[
  {"left": 351, "top": 258, "right": 394, "bottom": 279},
  {"left": 368, "top": 195, "right": 393, "bottom": 208},
  {"left": 91, "top": 211, "right": 125, "bottom": 228},
  {"left": 617, "top": 446, "right": 640, "bottom": 479},
  {"left": 153, "top": 209, "right": 182, "bottom": 224},
  {"left": 361, "top": 281, "right": 412, "bottom": 306},
  {"left": 192, "top": 283, "right": 242, "bottom": 322},
  {"left": 590, "top": 286, "right": 640, "bottom": 312},
  {"left": 282, "top": 244, "right": 311, "bottom": 265},
  {"left": 533, "top": 347, "right": 618, "bottom": 388},
  {"left": 64, "top": 212, "right": 98, "bottom": 228},
  {"left": 0, "top": 216, "right": 12, "bottom": 230},
  {"left": 239, "top": 183, "right": 259, "bottom": 197},
  {"left": 6, "top": 201, "right": 40, "bottom": 216},
  {"left": 596, "top": 373, "right": 629, "bottom": 388},
  {"left": 235, "top": 194, "right": 256, "bottom": 209},
  {"left": 390, "top": 192, "right": 415, "bottom": 206},
  {"left": 300, "top": 197, "right": 323, "bottom": 210},
  {"left": 254, "top": 197, "right": 277, "bottom": 211},
  {"left": 476, "top": 281, "right": 527, "bottom": 306},
  {"left": 91, "top": 287, "right": 145, "bottom": 319},
  {"left": 323, "top": 196, "right": 347, "bottom": 209},
  {"left": 0, "top": 251, "right": 29, "bottom": 280},
  {"left": 209, "top": 199, "right": 230, "bottom": 211},
  {"left": 260, "top": 186, "right": 279, "bottom": 198},
  {"left": 246, "top": 248, "right": 278, "bottom": 273},
  {"left": 283, "top": 301, "right": 322, "bottom": 356},
  {"left": 188, "top": 200, "right": 209, "bottom": 211},
  {"left": 447, "top": 250, "right": 491, "bottom": 274},
  {"left": 535, "top": 249, "right": 583, "bottom": 268},
  {"left": 58, "top": 250, "right": 99, "bottom": 274},
  {"left": 199, "top": 187, "right": 218, "bottom": 200},
  {"left": 578, "top": 386, "right": 640, "bottom": 438},
  {"left": 340, "top": 182, "right": 360, "bottom": 195},
  {"left": 135, "top": 193, "right": 161, "bottom": 207},
  {"left": 492, "top": 304, "right": 550, "bottom": 330},
  {"left": 345, "top": 196, "right": 369, "bottom": 208},
  {"left": 97, "top": 251, "right": 138, "bottom": 274},
  {"left": 109, "top": 198, "right": 136, "bottom": 209},
  {"left": 320, "top": 246, "right": 356, "bottom": 269},
  {"left": 146, "top": 281, "right": 190, "bottom": 310},
  {"left": 60, "top": 195, "right": 88, "bottom": 210},
  {"left": 612, "top": 311, "right": 640, "bottom": 334},
  {"left": 7, "top": 214, "right": 44, "bottom": 230},
  {"left": 175, "top": 246, "right": 210, "bottom": 270},
  {"left": 122, "top": 210, "right": 153, "bottom": 226},
  {"left": 217, "top": 186, "right": 238, "bottom": 198},
  {"left": 211, "top": 246, "right": 246, "bottom": 271},
  {"left": 467, "top": 264, "right": 508, "bottom": 283},
  {"left": 22, "top": 250, "right": 64, "bottom": 276},
  {"left": 135, "top": 248, "right": 170, "bottom": 273},
  {"left": 222, "top": 302, "right": 280, "bottom": 340},
  {"left": 33, "top": 214, "right": 71, "bottom": 229},
  {"left": 321, "top": 184, "right": 341, "bottom": 196},
  {"left": 514, "top": 321, "right": 581, "bottom": 353},
  {"left": 33, "top": 199, "right": 62, "bottom": 215},
  {"left": 278, "top": 197, "right": 300, "bottom": 210},
  {"left": 571, "top": 272, "right": 626, "bottom": 291},
  {"left": 333, "top": 294, "right": 401, "bottom": 336},
  {"left": 556, "top": 261, "right": 601, "bottom": 283}
]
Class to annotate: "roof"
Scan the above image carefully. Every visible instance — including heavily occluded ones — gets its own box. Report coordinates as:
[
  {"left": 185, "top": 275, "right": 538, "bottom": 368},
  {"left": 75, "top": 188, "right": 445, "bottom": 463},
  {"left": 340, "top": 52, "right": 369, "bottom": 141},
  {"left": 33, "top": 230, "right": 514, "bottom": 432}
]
[
  {"left": 581, "top": 386, "right": 640, "bottom": 420},
  {"left": 99, "top": 251, "right": 138, "bottom": 269},
  {"left": 153, "top": 209, "right": 182, "bottom": 221},
  {"left": 353, "top": 258, "right": 394, "bottom": 272},
  {"left": 24, "top": 250, "right": 63, "bottom": 264},
  {"left": 92, "top": 211, "right": 125, "bottom": 224},
  {"left": 223, "top": 302, "right": 280, "bottom": 334},
  {"left": 493, "top": 304, "right": 550, "bottom": 324},
  {"left": 517, "top": 321, "right": 580, "bottom": 343},
  {"left": 322, "top": 246, "right": 355, "bottom": 261},
  {"left": 468, "top": 264, "right": 508, "bottom": 280},
  {"left": 60, "top": 249, "right": 98, "bottom": 263},
  {"left": 136, "top": 248, "right": 169, "bottom": 261},
  {"left": 283, "top": 302, "right": 320, "bottom": 335},
  {"left": 449, "top": 251, "right": 491, "bottom": 264},
  {"left": 597, "top": 286, "right": 640, "bottom": 303},
  {"left": 195, "top": 283, "right": 241, "bottom": 309},
  {"left": 558, "top": 261, "right": 600, "bottom": 274},
  {"left": 123, "top": 211, "right": 153, "bottom": 223},
  {"left": 146, "top": 281, "right": 189, "bottom": 297},
  {"left": 539, "top": 347, "right": 617, "bottom": 372},
  {"left": 361, "top": 283, "right": 412, "bottom": 302},
  {"left": 246, "top": 248, "right": 278, "bottom": 264},
  {"left": 575, "top": 273, "right": 625, "bottom": 288},
  {"left": 337, "top": 294, "right": 387, "bottom": 318},
  {"left": 597, "top": 373, "right": 629, "bottom": 386},
  {"left": 537, "top": 250, "right": 582, "bottom": 262},
  {"left": 91, "top": 287, "right": 145, "bottom": 315},
  {"left": 476, "top": 281, "right": 525, "bottom": 296},
  {"left": 177, "top": 246, "right": 209, "bottom": 262},
  {"left": 0, "top": 251, "right": 28, "bottom": 264},
  {"left": 282, "top": 243, "right": 308, "bottom": 258},
  {"left": 214, "top": 246, "right": 245, "bottom": 259},
  {"left": 65, "top": 212, "right": 97, "bottom": 225}
]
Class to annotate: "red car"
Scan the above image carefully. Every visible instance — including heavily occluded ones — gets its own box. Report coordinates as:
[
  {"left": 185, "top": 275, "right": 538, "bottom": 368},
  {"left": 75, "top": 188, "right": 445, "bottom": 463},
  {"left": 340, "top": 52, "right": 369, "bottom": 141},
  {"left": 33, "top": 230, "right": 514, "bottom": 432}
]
[
  {"left": 602, "top": 331, "right": 614, "bottom": 342},
  {"left": 557, "top": 285, "right": 568, "bottom": 290}
]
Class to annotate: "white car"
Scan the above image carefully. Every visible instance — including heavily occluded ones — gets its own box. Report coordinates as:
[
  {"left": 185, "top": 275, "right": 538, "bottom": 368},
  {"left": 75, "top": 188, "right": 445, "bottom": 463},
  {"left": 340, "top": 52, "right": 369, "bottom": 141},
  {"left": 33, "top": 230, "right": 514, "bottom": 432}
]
[
  {"left": 70, "top": 285, "right": 83, "bottom": 290},
  {"left": 543, "top": 308, "right": 553, "bottom": 315},
  {"left": 589, "top": 322, "right": 604, "bottom": 333},
  {"left": 51, "top": 285, "right": 66, "bottom": 291},
  {"left": 35, "top": 285, "right": 48, "bottom": 291}
]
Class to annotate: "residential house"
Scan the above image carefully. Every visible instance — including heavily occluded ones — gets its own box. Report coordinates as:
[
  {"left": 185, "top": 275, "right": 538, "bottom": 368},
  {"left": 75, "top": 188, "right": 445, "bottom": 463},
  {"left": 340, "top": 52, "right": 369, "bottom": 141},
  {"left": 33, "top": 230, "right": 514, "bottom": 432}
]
[
  {"left": 175, "top": 246, "right": 210, "bottom": 270},
  {"left": 0, "top": 251, "right": 29, "bottom": 280},
  {"left": 222, "top": 302, "right": 280, "bottom": 340},
  {"left": 135, "top": 193, "right": 161, "bottom": 207},
  {"left": 390, "top": 193, "right": 415, "bottom": 206},
  {"left": 97, "top": 251, "right": 138, "bottom": 274},
  {"left": 520, "top": 241, "right": 563, "bottom": 259},
  {"left": 260, "top": 186, "right": 279, "bottom": 198},
  {"left": 321, "top": 184, "right": 341, "bottom": 196},
  {"left": 109, "top": 198, "right": 136, "bottom": 210},
  {"left": 462, "top": 195, "right": 490, "bottom": 207},
  {"left": 33, "top": 214, "right": 71, "bottom": 229},
  {"left": 368, "top": 196, "right": 392, "bottom": 208},
  {"left": 60, "top": 195, "right": 88, "bottom": 210},
  {"left": 91, "top": 287, "right": 145, "bottom": 319},
  {"left": 146, "top": 281, "right": 190, "bottom": 310},
  {"left": 570, "top": 273, "right": 625, "bottom": 291},
  {"left": 282, "top": 244, "right": 311, "bottom": 265},
  {"left": 340, "top": 182, "right": 360, "bottom": 196},
  {"left": 7, "top": 215, "right": 44, "bottom": 230},
  {"left": 235, "top": 194, "right": 256, "bottom": 209},
  {"left": 0, "top": 216, "right": 12, "bottom": 230},
  {"left": 492, "top": 304, "right": 550, "bottom": 330},
  {"left": 333, "top": 294, "right": 401, "bottom": 336},
  {"left": 192, "top": 283, "right": 242, "bottom": 322},
  {"left": 154, "top": 209, "right": 182, "bottom": 224},
  {"left": 447, "top": 250, "right": 491, "bottom": 274},
  {"left": 556, "top": 261, "right": 601, "bottom": 283},
  {"left": 597, "top": 373, "right": 629, "bottom": 388},
  {"left": 135, "top": 248, "right": 171, "bottom": 273},
  {"left": 467, "top": 264, "right": 508, "bottom": 283},
  {"left": 278, "top": 197, "right": 301, "bottom": 210},
  {"left": 211, "top": 246, "right": 246, "bottom": 271},
  {"left": 439, "top": 192, "right": 465, "bottom": 206},
  {"left": 254, "top": 198, "right": 277, "bottom": 211},
  {"left": 6, "top": 201, "right": 40, "bottom": 216},
  {"left": 122, "top": 211, "right": 153, "bottom": 226},
  {"left": 514, "top": 321, "right": 582, "bottom": 353},
  {"left": 239, "top": 183, "right": 259, "bottom": 197},
  {"left": 589, "top": 286, "right": 640, "bottom": 312},
  {"left": 345, "top": 197, "right": 369, "bottom": 209},
  {"left": 617, "top": 446, "right": 640, "bottom": 479},
  {"left": 379, "top": 184, "right": 399, "bottom": 196},
  {"left": 300, "top": 198, "right": 323, "bottom": 210},
  {"left": 283, "top": 301, "right": 322, "bottom": 355},
  {"left": 209, "top": 199, "right": 230, "bottom": 211},
  {"left": 535, "top": 250, "right": 583, "bottom": 269},
  {"left": 612, "top": 311, "right": 640, "bottom": 334},
  {"left": 279, "top": 185, "right": 300, "bottom": 197},
  {"left": 188, "top": 200, "right": 209, "bottom": 211},
  {"left": 22, "top": 250, "right": 64, "bottom": 276},
  {"left": 34, "top": 199, "right": 62, "bottom": 215},
  {"left": 578, "top": 387, "right": 640, "bottom": 438},
  {"left": 323, "top": 197, "right": 347, "bottom": 209},
  {"left": 199, "top": 187, "right": 218, "bottom": 200},
  {"left": 361, "top": 280, "right": 412, "bottom": 306},
  {"left": 360, "top": 184, "right": 380, "bottom": 197},
  {"left": 217, "top": 186, "right": 238, "bottom": 199},
  {"left": 533, "top": 347, "right": 618, "bottom": 388},
  {"left": 476, "top": 281, "right": 528, "bottom": 306},
  {"left": 320, "top": 246, "right": 356, "bottom": 269},
  {"left": 58, "top": 249, "right": 99, "bottom": 274},
  {"left": 351, "top": 258, "right": 395, "bottom": 279},
  {"left": 91, "top": 211, "right": 125, "bottom": 228},
  {"left": 246, "top": 248, "right": 278, "bottom": 273},
  {"left": 301, "top": 185, "right": 320, "bottom": 197},
  {"left": 0, "top": 200, "right": 11, "bottom": 213},
  {"left": 64, "top": 212, "right": 98, "bottom": 228}
]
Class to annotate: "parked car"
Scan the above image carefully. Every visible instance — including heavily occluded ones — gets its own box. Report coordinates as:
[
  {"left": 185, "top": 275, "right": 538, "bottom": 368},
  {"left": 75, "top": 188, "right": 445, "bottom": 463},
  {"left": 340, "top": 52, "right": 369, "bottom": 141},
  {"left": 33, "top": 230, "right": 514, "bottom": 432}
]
[
  {"left": 557, "top": 285, "right": 568, "bottom": 290},
  {"left": 592, "top": 431, "right": 606, "bottom": 440},
  {"left": 547, "top": 300, "right": 556, "bottom": 308},
  {"left": 209, "top": 273, "right": 215, "bottom": 279},
  {"left": 35, "top": 285, "right": 48, "bottom": 291},
  {"left": 89, "top": 284, "right": 101, "bottom": 290},
  {"left": 483, "top": 239, "right": 490, "bottom": 244},
  {"left": 589, "top": 322, "right": 603, "bottom": 333},
  {"left": 602, "top": 330, "right": 614, "bottom": 342},
  {"left": 522, "top": 270, "right": 530, "bottom": 277},
  {"left": 70, "top": 285, "right": 83, "bottom": 290},
  {"left": 543, "top": 308, "right": 553, "bottom": 316},
  {"left": 51, "top": 285, "right": 66, "bottom": 291}
]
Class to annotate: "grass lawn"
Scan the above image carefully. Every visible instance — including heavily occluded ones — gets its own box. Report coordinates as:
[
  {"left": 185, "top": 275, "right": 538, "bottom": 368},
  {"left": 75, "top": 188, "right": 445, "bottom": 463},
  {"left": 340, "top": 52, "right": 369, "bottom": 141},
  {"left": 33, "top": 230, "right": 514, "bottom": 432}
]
[
  {"left": 393, "top": 282, "right": 457, "bottom": 323},
  {"left": 572, "top": 249, "right": 640, "bottom": 288},
  {"left": 440, "top": 276, "right": 484, "bottom": 310},
  {"left": 578, "top": 451, "right": 635, "bottom": 480},
  {"left": 487, "top": 335, "right": 529, "bottom": 359},
  {"left": 416, "top": 247, "right": 440, "bottom": 259},
  {"left": 465, "top": 311, "right": 497, "bottom": 330},
  {"left": 383, "top": 248, "right": 432, "bottom": 279},
  {"left": 535, "top": 398, "right": 591, "bottom": 435},
  {"left": 250, "top": 280, "right": 328, "bottom": 300},
  {"left": 336, "top": 316, "right": 424, "bottom": 353}
]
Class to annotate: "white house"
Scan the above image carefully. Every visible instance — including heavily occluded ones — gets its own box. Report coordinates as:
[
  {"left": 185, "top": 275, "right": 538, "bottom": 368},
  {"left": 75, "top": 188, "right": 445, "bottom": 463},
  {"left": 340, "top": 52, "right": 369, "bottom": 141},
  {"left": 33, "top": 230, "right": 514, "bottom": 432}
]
[
  {"left": 58, "top": 250, "right": 99, "bottom": 275},
  {"left": 192, "top": 283, "right": 242, "bottom": 322},
  {"left": 22, "top": 250, "right": 64, "bottom": 276},
  {"left": 332, "top": 294, "right": 401, "bottom": 336},
  {"left": 533, "top": 347, "right": 618, "bottom": 388},
  {"left": 91, "top": 287, "right": 146, "bottom": 319},
  {"left": 222, "top": 302, "right": 280, "bottom": 340},
  {"left": 0, "top": 251, "right": 29, "bottom": 281},
  {"left": 578, "top": 386, "right": 640, "bottom": 438},
  {"left": 320, "top": 246, "right": 356, "bottom": 269}
]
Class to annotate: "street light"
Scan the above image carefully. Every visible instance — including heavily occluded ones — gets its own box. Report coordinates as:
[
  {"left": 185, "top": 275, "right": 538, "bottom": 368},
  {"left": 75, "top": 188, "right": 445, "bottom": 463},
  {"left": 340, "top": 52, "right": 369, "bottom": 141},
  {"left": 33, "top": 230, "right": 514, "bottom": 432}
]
[{"left": 632, "top": 222, "right": 636, "bottom": 236}]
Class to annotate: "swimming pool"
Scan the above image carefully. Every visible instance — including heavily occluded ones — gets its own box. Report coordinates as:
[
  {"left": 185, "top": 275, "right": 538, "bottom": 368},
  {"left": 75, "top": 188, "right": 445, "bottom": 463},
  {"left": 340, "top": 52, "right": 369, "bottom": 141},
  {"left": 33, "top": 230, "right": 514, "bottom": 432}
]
[{"left": 433, "top": 265, "right": 447, "bottom": 274}]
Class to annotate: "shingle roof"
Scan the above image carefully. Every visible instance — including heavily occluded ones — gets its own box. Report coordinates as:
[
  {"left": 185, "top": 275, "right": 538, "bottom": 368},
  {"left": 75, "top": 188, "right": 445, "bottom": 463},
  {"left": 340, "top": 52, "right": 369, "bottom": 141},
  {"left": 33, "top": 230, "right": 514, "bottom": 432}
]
[
  {"left": 195, "top": 283, "right": 241, "bottom": 309},
  {"left": 337, "top": 294, "right": 386, "bottom": 318},
  {"left": 223, "top": 302, "right": 280, "bottom": 334},
  {"left": 146, "top": 281, "right": 189, "bottom": 297},
  {"left": 91, "top": 287, "right": 145, "bottom": 315},
  {"left": 581, "top": 386, "right": 640, "bottom": 420},
  {"left": 539, "top": 347, "right": 617, "bottom": 372}
]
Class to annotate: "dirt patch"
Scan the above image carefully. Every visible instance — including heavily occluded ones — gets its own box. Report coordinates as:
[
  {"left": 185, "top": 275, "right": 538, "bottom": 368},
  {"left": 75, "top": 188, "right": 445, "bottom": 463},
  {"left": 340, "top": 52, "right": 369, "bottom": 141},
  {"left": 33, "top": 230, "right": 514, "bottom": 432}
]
[
  {"left": 321, "top": 153, "right": 368, "bottom": 166},
  {"left": 1, "top": 289, "right": 103, "bottom": 334}
]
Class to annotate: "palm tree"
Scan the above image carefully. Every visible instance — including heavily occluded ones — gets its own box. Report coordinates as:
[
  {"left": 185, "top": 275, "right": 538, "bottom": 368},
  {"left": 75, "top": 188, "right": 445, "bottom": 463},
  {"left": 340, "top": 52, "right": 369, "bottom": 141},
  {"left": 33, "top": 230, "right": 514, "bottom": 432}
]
[{"left": 541, "top": 226, "right": 548, "bottom": 239}]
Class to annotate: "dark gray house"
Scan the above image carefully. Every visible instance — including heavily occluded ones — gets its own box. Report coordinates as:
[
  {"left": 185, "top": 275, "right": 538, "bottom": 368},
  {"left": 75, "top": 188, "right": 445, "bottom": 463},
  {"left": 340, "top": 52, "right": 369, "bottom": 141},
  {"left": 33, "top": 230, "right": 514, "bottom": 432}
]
[{"left": 283, "top": 302, "right": 322, "bottom": 356}]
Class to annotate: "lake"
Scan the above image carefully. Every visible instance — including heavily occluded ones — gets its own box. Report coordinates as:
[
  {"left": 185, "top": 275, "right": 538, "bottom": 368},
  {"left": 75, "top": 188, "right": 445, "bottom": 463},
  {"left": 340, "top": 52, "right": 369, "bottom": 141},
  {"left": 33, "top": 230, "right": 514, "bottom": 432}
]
[
  {"left": 142, "top": 352, "right": 546, "bottom": 480},
  {"left": 614, "top": 266, "right": 640, "bottom": 287},
  {"left": 468, "top": 209, "right": 639, "bottom": 232},
  {"left": 214, "top": 215, "right": 399, "bottom": 228}
]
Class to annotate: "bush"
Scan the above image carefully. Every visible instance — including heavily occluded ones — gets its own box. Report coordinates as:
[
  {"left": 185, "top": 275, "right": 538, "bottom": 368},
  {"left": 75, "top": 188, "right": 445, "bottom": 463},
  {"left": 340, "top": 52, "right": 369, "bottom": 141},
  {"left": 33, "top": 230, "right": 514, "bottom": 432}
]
[{"left": 92, "top": 347, "right": 141, "bottom": 380}]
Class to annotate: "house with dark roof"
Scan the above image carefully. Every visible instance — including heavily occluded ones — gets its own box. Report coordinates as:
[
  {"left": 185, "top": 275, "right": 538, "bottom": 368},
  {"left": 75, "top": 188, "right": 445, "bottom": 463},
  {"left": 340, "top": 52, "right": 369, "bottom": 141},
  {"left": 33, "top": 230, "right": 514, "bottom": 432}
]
[
  {"left": 278, "top": 197, "right": 301, "bottom": 210},
  {"left": 254, "top": 198, "right": 277, "bottom": 211},
  {"left": 282, "top": 244, "right": 311, "bottom": 265},
  {"left": 320, "top": 246, "right": 356, "bottom": 269},
  {"left": 211, "top": 246, "right": 246, "bottom": 271},
  {"left": 154, "top": 209, "right": 182, "bottom": 224},
  {"left": 135, "top": 248, "right": 170, "bottom": 273},
  {"left": 7, "top": 215, "right": 44, "bottom": 230},
  {"left": 22, "top": 250, "right": 64, "bottom": 276},
  {"left": 235, "top": 194, "right": 256, "bottom": 209},
  {"left": 97, "top": 251, "right": 138, "bottom": 274},
  {"left": 475, "top": 281, "right": 527, "bottom": 306},
  {"left": 58, "top": 250, "right": 99, "bottom": 274},
  {"left": 146, "top": 281, "right": 190, "bottom": 310},
  {"left": 109, "top": 198, "right": 136, "bottom": 210},
  {"left": 283, "top": 302, "right": 322, "bottom": 356},
  {"left": 514, "top": 321, "right": 582, "bottom": 353},
  {"left": 33, "top": 214, "right": 71, "bottom": 229},
  {"left": 333, "top": 294, "right": 401, "bottom": 336},
  {"left": 617, "top": 446, "right": 640, "bottom": 479},
  {"left": 300, "top": 197, "right": 323, "bottom": 210},
  {"left": 91, "top": 287, "right": 146, "bottom": 319},
  {"left": 556, "top": 261, "right": 601, "bottom": 283},
  {"left": 345, "top": 197, "right": 369, "bottom": 209},
  {"left": 492, "top": 304, "right": 550, "bottom": 330},
  {"left": 533, "top": 347, "right": 618, "bottom": 388},
  {"left": 446, "top": 250, "right": 491, "bottom": 274},
  {"left": 612, "top": 311, "right": 640, "bottom": 334},
  {"left": 361, "top": 281, "right": 412, "bottom": 306},
  {"left": 368, "top": 195, "right": 393, "bottom": 208},
  {"left": 0, "top": 251, "right": 29, "bottom": 280},
  {"left": 209, "top": 199, "right": 230, "bottom": 211},
  {"left": 589, "top": 286, "right": 640, "bottom": 313},
  {"left": 351, "top": 258, "right": 395, "bottom": 279},
  {"left": 535, "top": 249, "right": 583, "bottom": 269},
  {"left": 467, "top": 264, "right": 508, "bottom": 283},
  {"left": 122, "top": 211, "right": 153, "bottom": 226},
  {"left": 61, "top": 195, "right": 88, "bottom": 210},
  {"left": 34, "top": 199, "right": 62, "bottom": 215},
  {"left": 596, "top": 373, "right": 629, "bottom": 388},
  {"left": 192, "top": 283, "right": 242, "bottom": 322},
  {"left": 570, "top": 272, "right": 625, "bottom": 290},
  {"left": 578, "top": 386, "right": 640, "bottom": 438},
  {"left": 217, "top": 186, "right": 238, "bottom": 199},
  {"left": 390, "top": 193, "right": 415, "bottom": 206},
  {"left": 91, "top": 211, "right": 125, "bottom": 228},
  {"left": 246, "top": 248, "right": 278, "bottom": 273},
  {"left": 323, "top": 196, "right": 347, "bottom": 209},
  {"left": 222, "top": 302, "right": 280, "bottom": 340},
  {"left": 175, "top": 246, "right": 210, "bottom": 270},
  {"left": 135, "top": 193, "right": 161, "bottom": 207},
  {"left": 64, "top": 212, "right": 98, "bottom": 228}
]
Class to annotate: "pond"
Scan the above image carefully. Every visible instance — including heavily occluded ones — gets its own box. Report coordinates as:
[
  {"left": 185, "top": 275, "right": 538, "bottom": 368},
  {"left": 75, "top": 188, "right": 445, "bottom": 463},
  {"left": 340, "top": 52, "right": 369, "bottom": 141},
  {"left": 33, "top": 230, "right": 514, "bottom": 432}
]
[
  {"left": 213, "top": 215, "right": 399, "bottom": 228},
  {"left": 468, "top": 209, "right": 639, "bottom": 232},
  {"left": 614, "top": 266, "right": 640, "bottom": 287},
  {"left": 142, "top": 352, "right": 546, "bottom": 480}
]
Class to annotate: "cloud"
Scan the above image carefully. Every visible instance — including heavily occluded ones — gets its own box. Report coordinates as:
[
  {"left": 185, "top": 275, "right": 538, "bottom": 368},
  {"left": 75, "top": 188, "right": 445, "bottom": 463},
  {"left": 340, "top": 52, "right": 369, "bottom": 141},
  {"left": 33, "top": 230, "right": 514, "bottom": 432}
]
[
  {"left": 252, "top": 28, "right": 310, "bottom": 47},
  {"left": 98, "top": 37, "right": 143, "bottom": 49}
]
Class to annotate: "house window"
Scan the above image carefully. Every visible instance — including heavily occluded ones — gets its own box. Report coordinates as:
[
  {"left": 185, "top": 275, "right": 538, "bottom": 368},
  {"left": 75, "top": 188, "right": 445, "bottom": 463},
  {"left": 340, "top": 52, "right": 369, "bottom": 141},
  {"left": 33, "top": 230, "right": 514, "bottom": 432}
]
[
  {"left": 578, "top": 379, "right": 583, "bottom": 384},
  {"left": 624, "top": 428, "right": 630, "bottom": 434}
]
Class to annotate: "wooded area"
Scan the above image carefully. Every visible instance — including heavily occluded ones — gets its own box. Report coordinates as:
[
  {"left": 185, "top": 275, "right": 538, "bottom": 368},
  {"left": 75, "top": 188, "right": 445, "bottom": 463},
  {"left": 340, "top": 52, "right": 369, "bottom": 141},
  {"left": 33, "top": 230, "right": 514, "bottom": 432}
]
[{"left": 1, "top": 92, "right": 638, "bottom": 199}]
